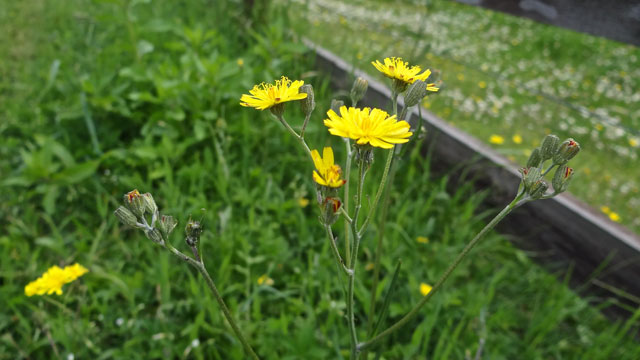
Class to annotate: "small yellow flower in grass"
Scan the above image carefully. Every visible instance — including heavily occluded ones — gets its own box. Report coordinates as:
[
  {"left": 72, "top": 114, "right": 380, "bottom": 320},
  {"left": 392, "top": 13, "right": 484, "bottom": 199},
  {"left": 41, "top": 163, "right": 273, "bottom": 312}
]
[
  {"left": 489, "top": 135, "right": 504, "bottom": 145},
  {"left": 630, "top": 138, "right": 639, "bottom": 148},
  {"left": 298, "top": 197, "right": 310, "bottom": 208},
  {"left": 512, "top": 134, "right": 523, "bottom": 144},
  {"left": 25, "top": 263, "right": 89, "bottom": 297},
  {"left": 240, "top": 76, "right": 307, "bottom": 111},
  {"left": 324, "top": 106, "right": 412, "bottom": 149},
  {"left": 609, "top": 212, "right": 621, "bottom": 222},
  {"left": 311, "top": 147, "right": 346, "bottom": 188},
  {"left": 417, "top": 236, "right": 429, "bottom": 244},
  {"left": 478, "top": 81, "right": 487, "bottom": 89},
  {"left": 257, "top": 274, "right": 274, "bottom": 286},
  {"left": 237, "top": 58, "right": 244, "bottom": 67},
  {"left": 595, "top": 123, "right": 603, "bottom": 131},
  {"left": 600, "top": 206, "right": 611, "bottom": 214},
  {"left": 371, "top": 57, "right": 438, "bottom": 92},
  {"left": 420, "top": 283, "right": 432, "bottom": 296}
]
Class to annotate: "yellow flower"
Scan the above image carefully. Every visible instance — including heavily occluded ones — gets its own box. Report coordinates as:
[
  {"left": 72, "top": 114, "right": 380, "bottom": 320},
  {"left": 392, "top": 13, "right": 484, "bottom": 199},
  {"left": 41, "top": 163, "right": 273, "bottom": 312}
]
[
  {"left": 236, "top": 58, "right": 244, "bottom": 67},
  {"left": 298, "top": 197, "right": 309, "bottom": 207},
  {"left": 324, "top": 106, "right": 412, "bottom": 149},
  {"left": 311, "top": 147, "right": 346, "bottom": 188},
  {"left": 25, "top": 263, "right": 89, "bottom": 297},
  {"left": 609, "top": 212, "right": 621, "bottom": 222},
  {"left": 630, "top": 138, "right": 639, "bottom": 148},
  {"left": 512, "top": 134, "right": 523, "bottom": 144},
  {"left": 478, "top": 81, "right": 487, "bottom": 89},
  {"left": 420, "top": 283, "right": 432, "bottom": 296},
  {"left": 257, "top": 274, "right": 274, "bottom": 286},
  {"left": 371, "top": 57, "right": 438, "bottom": 91},
  {"left": 240, "top": 76, "right": 307, "bottom": 111},
  {"left": 489, "top": 135, "right": 504, "bottom": 144},
  {"left": 600, "top": 206, "right": 611, "bottom": 214},
  {"left": 416, "top": 236, "right": 429, "bottom": 244}
]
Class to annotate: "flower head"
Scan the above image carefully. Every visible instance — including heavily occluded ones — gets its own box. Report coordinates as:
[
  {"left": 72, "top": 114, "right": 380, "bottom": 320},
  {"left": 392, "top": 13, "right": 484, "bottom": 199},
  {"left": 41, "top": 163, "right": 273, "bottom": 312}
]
[
  {"left": 324, "top": 106, "right": 412, "bottom": 149},
  {"left": 311, "top": 147, "right": 346, "bottom": 188},
  {"left": 25, "top": 263, "right": 89, "bottom": 297},
  {"left": 372, "top": 57, "right": 438, "bottom": 92},
  {"left": 420, "top": 283, "right": 432, "bottom": 296},
  {"left": 240, "top": 76, "right": 307, "bottom": 111}
]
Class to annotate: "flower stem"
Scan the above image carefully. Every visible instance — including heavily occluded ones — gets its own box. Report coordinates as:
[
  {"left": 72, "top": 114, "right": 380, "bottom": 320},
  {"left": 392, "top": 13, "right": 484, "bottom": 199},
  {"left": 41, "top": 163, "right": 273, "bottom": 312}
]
[
  {"left": 344, "top": 142, "right": 354, "bottom": 267},
  {"left": 359, "top": 148, "right": 395, "bottom": 236},
  {"left": 357, "top": 194, "right": 526, "bottom": 353},
  {"left": 276, "top": 114, "right": 313, "bottom": 161},
  {"left": 325, "top": 224, "right": 352, "bottom": 275}
]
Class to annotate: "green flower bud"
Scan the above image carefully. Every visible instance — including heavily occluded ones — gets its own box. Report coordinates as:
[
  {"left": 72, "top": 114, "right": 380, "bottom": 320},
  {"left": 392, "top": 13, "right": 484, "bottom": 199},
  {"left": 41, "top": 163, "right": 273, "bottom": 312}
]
[
  {"left": 392, "top": 78, "right": 409, "bottom": 94},
  {"left": 526, "top": 148, "right": 543, "bottom": 168},
  {"left": 540, "top": 135, "right": 560, "bottom": 160},
  {"left": 520, "top": 167, "right": 542, "bottom": 191},
  {"left": 321, "top": 197, "right": 342, "bottom": 226},
  {"left": 552, "top": 165, "right": 574, "bottom": 194},
  {"left": 350, "top": 77, "right": 369, "bottom": 105},
  {"left": 145, "top": 228, "right": 164, "bottom": 245},
  {"left": 330, "top": 99, "right": 344, "bottom": 114},
  {"left": 269, "top": 103, "right": 285, "bottom": 118},
  {"left": 300, "top": 84, "right": 315, "bottom": 117},
  {"left": 123, "top": 189, "right": 145, "bottom": 218},
  {"left": 157, "top": 215, "right": 178, "bottom": 239},
  {"left": 528, "top": 180, "right": 548, "bottom": 200},
  {"left": 142, "top": 193, "right": 158, "bottom": 216},
  {"left": 404, "top": 80, "right": 428, "bottom": 107},
  {"left": 185, "top": 217, "right": 203, "bottom": 247},
  {"left": 553, "top": 138, "right": 580, "bottom": 164},
  {"left": 114, "top": 206, "right": 138, "bottom": 227}
]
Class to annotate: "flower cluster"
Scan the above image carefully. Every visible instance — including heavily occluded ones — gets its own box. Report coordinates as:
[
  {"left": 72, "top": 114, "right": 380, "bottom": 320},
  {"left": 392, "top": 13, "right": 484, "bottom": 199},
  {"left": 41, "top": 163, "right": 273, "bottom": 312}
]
[{"left": 25, "top": 263, "right": 88, "bottom": 296}]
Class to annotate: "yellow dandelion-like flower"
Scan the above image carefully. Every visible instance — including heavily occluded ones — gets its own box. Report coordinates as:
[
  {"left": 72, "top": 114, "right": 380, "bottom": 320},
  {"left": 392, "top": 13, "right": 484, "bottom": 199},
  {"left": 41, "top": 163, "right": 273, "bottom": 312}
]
[
  {"left": 489, "top": 135, "right": 504, "bottom": 145},
  {"left": 609, "top": 212, "right": 621, "bottom": 222},
  {"left": 257, "top": 274, "right": 274, "bottom": 286},
  {"left": 630, "top": 138, "right": 639, "bottom": 148},
  {"left": 478, "top": 81, "right": 487, "bottom": 89},
  {"left": 420, "top": 283, "right": 432, "bottom": 296},
  {"left": 324, "top": 106, "right": 413, "bottom": 149},
  {"left": 298, "top": 197, "right": 309, "bottom": 208},
  {"left": 512, "top": 134, "right": 523, "bottom": 144},
  {"left": 417, "top": 236, "right": 429, "bottom": 244},
  {"left": 236, "top": 58, "right": 244, "bottom": 67},
  {"left": 311, "top": 147, "right": 346, "bottom": 188},
  {"left": 371, "top": 57, "right": 438, "bottom": 91},
  {"left": 25, "top": 263, "right": 89, "bottom": 297},
  {"left": 240, "top": 76, "right": 307, "bottom": 111}
]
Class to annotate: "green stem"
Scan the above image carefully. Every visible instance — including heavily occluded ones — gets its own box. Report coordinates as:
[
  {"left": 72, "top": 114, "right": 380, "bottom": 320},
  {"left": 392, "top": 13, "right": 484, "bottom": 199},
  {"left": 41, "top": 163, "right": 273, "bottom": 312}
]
[
  {"left": 325, "top": 224, "right": 351, "bottom": 275},
  {"left": 359, "top": 148, "right": 395, "bottom": 236},
  {"left": 344, "top": 142, "right": 354, "bottom": 267},
  {"left": 357, "top": 194, "right": 526, "bottom": 353},
  {"left": 276, "top": 114, "right": 313, "bottom": 161}
]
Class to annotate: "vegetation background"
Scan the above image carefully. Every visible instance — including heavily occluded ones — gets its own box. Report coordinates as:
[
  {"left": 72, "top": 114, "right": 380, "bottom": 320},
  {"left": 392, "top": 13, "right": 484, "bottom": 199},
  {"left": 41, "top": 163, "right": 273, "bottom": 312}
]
[{"left": 1, "top": 0, "right": 639, "bottom": 359}]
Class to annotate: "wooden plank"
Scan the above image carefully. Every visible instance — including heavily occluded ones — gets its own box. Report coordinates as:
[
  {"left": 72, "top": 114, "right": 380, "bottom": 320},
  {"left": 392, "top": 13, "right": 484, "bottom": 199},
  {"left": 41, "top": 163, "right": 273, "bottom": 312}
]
[{"left": 307, "top": 39, "right": 640, "bottom": 318}]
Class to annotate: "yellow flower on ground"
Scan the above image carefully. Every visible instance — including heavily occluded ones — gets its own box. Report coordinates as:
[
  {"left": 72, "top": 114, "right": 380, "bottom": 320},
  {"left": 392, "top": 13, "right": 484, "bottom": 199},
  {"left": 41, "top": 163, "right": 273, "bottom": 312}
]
[
  {"left": 240, "top": 76, "right": 307, "bottom": 111},
  {"left": 311, "top": 147, "right": 346, "bottom": 188},
  {"left": 371, "top": 57, "right": 438, "bottom": 91},
  {"left": 630, "top": 138, "right": 639, "bottom": 148},
  {"left": 600, "top": 206, "right": 611, "bottom": 214},
  {"left": 298, "top": 197, "right": 309, "bottom": 208},
  {"left": 257, "top": 274, "right": 274, "bottom": 286},
  {"left": 609, "top": 212, "right": 621, "bottom": 222},
  {"left": 324, "top": 106, "right": 412, "bottom": 149},
  {"left": 417, "top": 236, "right": 429, "bottom": 244},
  {"left": 489, "top": 135, "right": 504, "bottom": 145},
  {"left": 420, "top": 283, "right": 432, "bottom": 296},
  {"left": 25, "top": 263, "right": 89, "bottom": 297},
  {"left": 512, "top": 134, "right": 523, "bottom": 144}
]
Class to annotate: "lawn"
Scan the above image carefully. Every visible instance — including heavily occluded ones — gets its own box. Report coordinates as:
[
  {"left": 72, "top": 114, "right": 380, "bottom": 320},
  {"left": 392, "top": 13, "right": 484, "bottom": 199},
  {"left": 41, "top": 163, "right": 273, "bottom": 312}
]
[{"left": 1, "top": 0, "right": 639, "bottom": 359}]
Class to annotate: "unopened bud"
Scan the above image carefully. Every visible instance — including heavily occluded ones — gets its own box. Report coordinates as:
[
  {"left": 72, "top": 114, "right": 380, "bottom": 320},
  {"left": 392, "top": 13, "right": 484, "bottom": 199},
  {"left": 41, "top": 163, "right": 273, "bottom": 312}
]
[
  {"left": 142, "top": 193, "right": 158, "bottom": 216},
  {"left": 123, "top": 189, "right": 145, "bottom": 218},
  {"left": 404, "top": 80, "right": 428, "bottom": 107},
  {"left": 520, "top": 167, "right": 542, "bottom": 191},
  {"left": 145, "top": 228, "right": 164, "bottom": 245},
  {"left": 185, "top": 218, "right": 203, "bottom": 247},
  {"left": 321, "top": 197, "right": 342, "bottom": 225},
  {"left": 528, "top": 180, "right": 548, "bottom": 200},
  {"left": 300, "top": 84, "right": 315, "bottom": 116},
  {"left": 114, "top": 206, "right": 138, "bottom": 227},
  {"left": 330, "top": 99, "right": 344, "bottom": 114},
  {"left": 552, "top": 165, "right": 574, "bottom": 194},
  {"left": 350, "top": 77, "right": 369, "bottom": 105},
  {"left": 526, "top": 148, "right": 543, "bottom": 168},
  {"left": 355, "top": 145, "right": 374, "bottom": 166},
  {"left": 157, "top": 215, "right": 178, "bottom": 238},
  {"left": 540, "top": 135, "right": 560, "bottom": 160},
  {"left": 553, "top": 138, "right": 580, "bottom": 164}
]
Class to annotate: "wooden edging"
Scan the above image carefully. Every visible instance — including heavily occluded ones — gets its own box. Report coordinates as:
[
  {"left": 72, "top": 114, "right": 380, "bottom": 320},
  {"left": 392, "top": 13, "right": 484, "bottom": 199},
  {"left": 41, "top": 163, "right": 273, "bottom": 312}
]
[{"left": 305, "top": 39, "right": 640, "bottom": 318}]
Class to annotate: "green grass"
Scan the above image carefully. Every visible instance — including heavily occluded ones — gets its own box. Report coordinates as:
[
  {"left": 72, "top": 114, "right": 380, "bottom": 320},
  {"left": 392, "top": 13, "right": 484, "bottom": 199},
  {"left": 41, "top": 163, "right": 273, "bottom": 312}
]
[
  {"left": 1, "top": 0, "right": 640, "bottom": 358},
  {"left": 284, "top": 0, "right": 640, "bottom": 234}
]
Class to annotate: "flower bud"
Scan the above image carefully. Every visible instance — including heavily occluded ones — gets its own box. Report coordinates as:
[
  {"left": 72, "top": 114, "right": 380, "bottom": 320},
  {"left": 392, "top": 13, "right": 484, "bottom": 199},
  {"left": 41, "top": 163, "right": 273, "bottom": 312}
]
[
  {"left": 142, "top": 193, "right": 158, "bottom": 216},
  {"left": 269, "top": 103, "right": 285, "bottom": 118},
  {"left": 330, "top": 99, "right": 344, "bottom": 114},
  {"left": 540, "top": 135, "right": 560, "bottom": 160},
  {"left": 520, "top": 167, "right": 542, "bottom": 191},
  {"left": 553, "top": 138, "right": 580, "bottom": 164},
  {"left": 321, "top": 197, "right": 342, "bottom": 226},
  {"left": 157, "top": 215, "right": 178, "bottom": 238},
  {"left": 123, "top": 189, "right": 145, "bottom": 218},
  {"left": 552, "top": 165, "right": 574, "bottom": 194},
  {"left": 300, "top": 84, "right": 315, "bottom": 117},
  {"left": 404, "top": 80, "right": 428, "bottom": 107},
  {"left": 392, "top": 78, "right": 409, "bottom": 94},
  {"left": 185, "top": 218, "right": 203, "bottom": 247},
  {"left": 526, "top": 148, "right": 543, "bottom": 168},
  {"left": 528, "top": 180, "right": 548, "bottom": 200},
  {"left": 114, "top": 206, "right": 138, "bottom": 227},
  {"left": 355, "top": 145, "right": 374, "bottom": 167},
  {"left": 145, "top": 228, "right": 164, "bottom": 245},
  {"left": 350, "top": 77, "right": 368, "bottom": 105}
]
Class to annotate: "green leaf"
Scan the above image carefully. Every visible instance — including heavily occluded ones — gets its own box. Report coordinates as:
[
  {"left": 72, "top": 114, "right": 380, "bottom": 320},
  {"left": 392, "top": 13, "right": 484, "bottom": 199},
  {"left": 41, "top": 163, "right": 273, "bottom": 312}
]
[{"left": 53, "top": 160, "right": 100, "bottom": 185}]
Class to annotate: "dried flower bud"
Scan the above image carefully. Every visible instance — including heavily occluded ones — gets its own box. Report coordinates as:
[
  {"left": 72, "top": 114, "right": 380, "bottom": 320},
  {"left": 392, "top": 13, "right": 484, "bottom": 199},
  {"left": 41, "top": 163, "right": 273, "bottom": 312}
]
[
  {"left": 552, "top": 165, "right": 574, "bottom": 194},
  {"left": 553, "top": 138, "right": 580, "bottom": 164},
  {"left": 321, "top": 197, "right": 342, "bottom": 226},
  {"left": 142, "top": 193, "right": 158, "bottom": 216},
  {"left": 540, "top": 135, "right": 560, "bottom": 160},
  {"left": 114, "top": 206, "right": 138, "bottom": 227},
  {"left": 350, "top": 77, "right": 369, "bottom": 105},
  {"left": 185, "top": 218, "right": 203, "bottom": 247},
  {"left": 145, "top": 228, "right": 164, "bottom": 245},
  {"left": 520, "top": 167, "right": 542, "bottom": 191},
  {"left": 123, "top": 189, "right": 145, "bottom": 218},
  {"left": 526, "top": 148, "right": 543, "bottom": 168},
  {"left": 157, "top": 215, "right": 178, "bottom": 238},
  {"left": 330, "top": 99, "right": 344, "bottom": 114},
  {"left": 528, "top": 180, "right": 548, "bottom": 200},
  {"left": 300, "top": 84, "right": 315, "bottom": 117},
  {"left": 404, "top": 80, "right": 428, "bottom": 107}
]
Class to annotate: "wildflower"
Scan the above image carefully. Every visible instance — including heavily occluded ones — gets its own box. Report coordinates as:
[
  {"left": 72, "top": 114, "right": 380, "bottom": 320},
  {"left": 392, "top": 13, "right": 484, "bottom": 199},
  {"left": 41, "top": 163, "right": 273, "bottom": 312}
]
[
  {"left": 311, "top": 147, "right": 346, "bottom": 188},
  {"left": 630, "top": 138, "right": 639, "bottom": 148},
  {"left": 609, "top": 212, "right": 621, "bottom": 222},
  {"left": 25, "top": 263, "right": 89, "bottom": 297},
  {"left": 600, "top": 206, "right": 611, "bottom": 214},
  {"left": 236, "top": 58, "right": 244, "bottom": 67},
  {"left": 124, "top": 189, "right": 145, "bottom": 218},
  {"left": 371, "top": 57, "right": 438, "bottom": 92},
  {"left": 489, "top": 135, "right": 504, "bottom": 145},
  {"left": 257, "top": 274, "right": 274, "bottom": 286},
  {"left": 324, "top": 106, "right": 412, "bottom": 149},
  {"left": 417, "top": 236, "right": 429, "bottom": 244},
  {"left": 512, "top": 134, "right": 523, "bottom": 144},
  {"left": 420, "top": 283, "right": 433, "bottom": 296},
  {"left": 553, "top": 138, "right": 580, "bottom": 164},
  {"left": 298, "top": 197, "right": 310, "bottom": 208},
  {"left": 240, "top": 76, "right": 307, "bottom": 111},
  {"left": 478, "top": 81, "right": 487, "bottom": 89}
]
